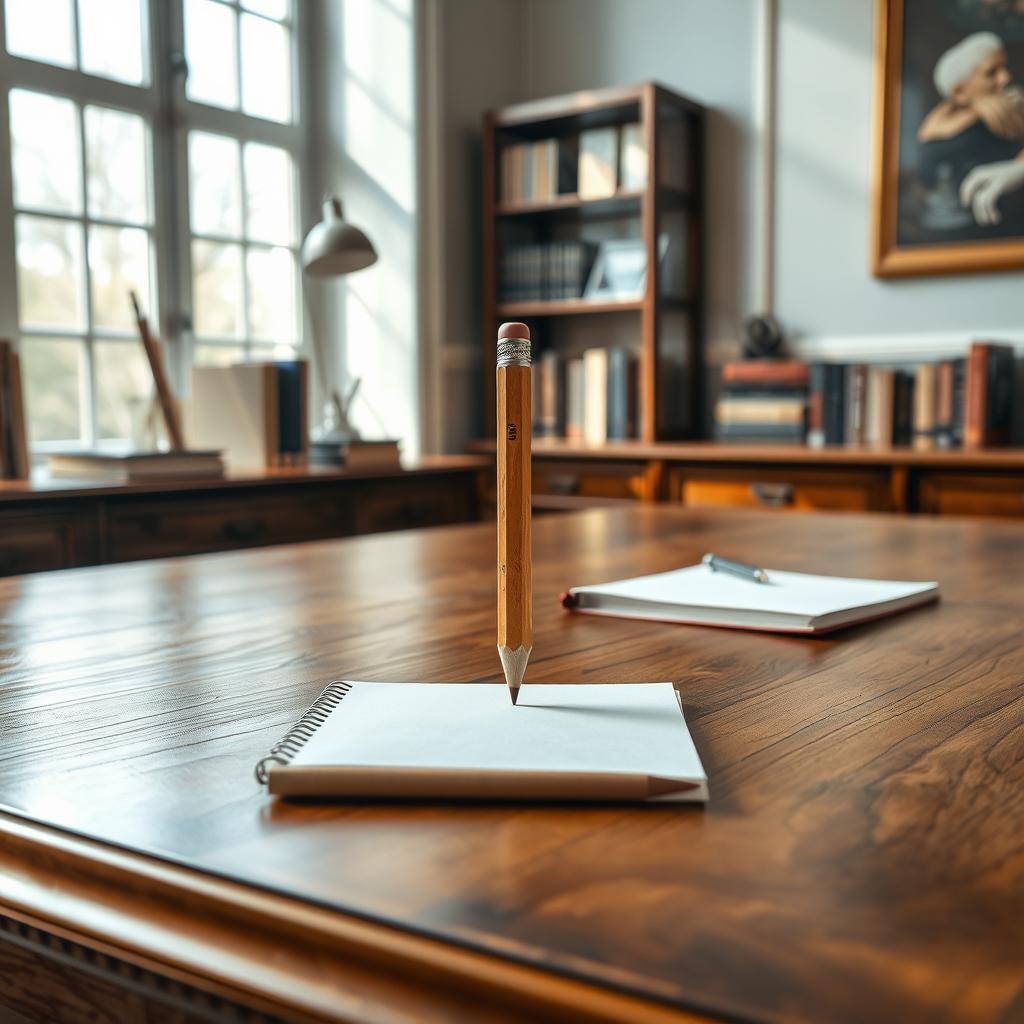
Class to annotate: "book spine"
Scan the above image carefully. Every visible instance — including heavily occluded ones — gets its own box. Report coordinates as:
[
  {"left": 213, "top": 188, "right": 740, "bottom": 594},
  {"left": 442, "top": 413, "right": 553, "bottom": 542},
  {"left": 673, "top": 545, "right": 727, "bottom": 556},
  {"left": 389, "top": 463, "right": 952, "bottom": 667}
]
[
  {"left": 935, "top": 360, "right": 954, "bottom": 449},
  {"left": 951, "top": 358, "right": 966, "bottom": 448},
  {"left": 807, "top": 363, "right": 825, "bottom": 448},
  {"left": 852, "top": 365, "right": 867, "bottom": 446},
  {"left": 715, "top": 423, "right": 805, "bottom": 441},
  {"left": 566, "top": 358, "right": 585, "bottom": 440},
  {"left": 722, "top": 361, "right": 809, "bottom": 386},
  {"left": 538, "top": 351, "right": 563, "bottom": 437},
  {"left": 583, "top": 349, "right": 608, "bottom": 445},
  {"left": 606, "top": 348, "right": 632, "bottom": 440},
  {"left": 893, "top": 371, "right": 914, "bottom": 446},
  {"left": 963, "top": 342, "right": 989, "bottom": 449},
  {"left": 824, "top": 365, "right": 846, "bottom": 445},
  {"left": 913, "top": 363, "right": 936, "bottom": 451},
  {"left": 986, "top": 346, "right": 1015, "bottom": 446}
]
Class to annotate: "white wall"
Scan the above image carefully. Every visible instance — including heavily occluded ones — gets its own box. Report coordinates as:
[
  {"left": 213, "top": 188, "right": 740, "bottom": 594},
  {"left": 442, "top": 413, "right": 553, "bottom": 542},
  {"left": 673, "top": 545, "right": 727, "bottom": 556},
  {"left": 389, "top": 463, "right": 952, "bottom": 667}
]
[
  {"left": 308, "top": 0, "right": 420, "bottom": 456},
  {"left": 775, "top": 0, "right": 1024, "bottom": 360}
]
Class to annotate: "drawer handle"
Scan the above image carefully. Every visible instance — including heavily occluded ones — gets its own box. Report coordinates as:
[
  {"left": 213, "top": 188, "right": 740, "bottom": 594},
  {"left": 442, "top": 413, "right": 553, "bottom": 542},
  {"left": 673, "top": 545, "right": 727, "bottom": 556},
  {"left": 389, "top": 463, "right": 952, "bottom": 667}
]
[
  {"left": 750, "top": 482, "right": 794, "bottom": 508},
  {"left": 223, "top": 517, "right": 266, "bottom": 541},
  {"left": 546, "top": 474, "right": 581, "bottom": 496}
]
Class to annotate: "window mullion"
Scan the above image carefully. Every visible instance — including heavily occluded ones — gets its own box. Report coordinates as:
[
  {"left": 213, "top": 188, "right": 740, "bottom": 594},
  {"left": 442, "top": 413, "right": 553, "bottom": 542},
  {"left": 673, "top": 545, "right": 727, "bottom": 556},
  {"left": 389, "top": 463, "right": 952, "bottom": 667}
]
[
  {"left": 71, "top": 0, "right": 83, "bottom": 71},
  {"left": 153, "top": 0, "right": 190, "bottom": 394},
  {"left": 75, "top": 100, "right": 98, "bottom": 447},
  {"left": 0, "top": 80, "right": 20, "bottom": 343}
]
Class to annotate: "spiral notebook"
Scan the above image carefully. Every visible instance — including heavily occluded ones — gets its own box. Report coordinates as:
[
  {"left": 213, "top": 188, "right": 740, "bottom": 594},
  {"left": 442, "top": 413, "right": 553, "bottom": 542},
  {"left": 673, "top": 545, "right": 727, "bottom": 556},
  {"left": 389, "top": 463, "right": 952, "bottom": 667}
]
[
  {"left": 562, "top": 564, "right": 938, "bottom": 634},
  {"left": 256, "top": 681, "right": 707, "bottom": 803}
]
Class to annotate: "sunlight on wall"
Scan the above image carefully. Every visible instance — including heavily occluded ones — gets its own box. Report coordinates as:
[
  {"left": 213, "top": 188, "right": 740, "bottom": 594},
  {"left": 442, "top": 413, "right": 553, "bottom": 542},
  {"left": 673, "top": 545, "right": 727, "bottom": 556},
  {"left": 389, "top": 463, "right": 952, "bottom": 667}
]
[
  {"left": 333, "top": 0, "right": 419, "bottom": 456},
  {"left": 342, "top": 76, "right": 416, "bottom": 216}
]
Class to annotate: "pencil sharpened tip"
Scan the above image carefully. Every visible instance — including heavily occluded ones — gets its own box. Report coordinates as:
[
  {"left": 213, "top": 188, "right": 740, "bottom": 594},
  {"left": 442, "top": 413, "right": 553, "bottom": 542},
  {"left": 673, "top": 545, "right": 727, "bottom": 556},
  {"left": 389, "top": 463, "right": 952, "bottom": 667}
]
[{"left": 498, "top": 644, "right": 531, "bottom": 701}]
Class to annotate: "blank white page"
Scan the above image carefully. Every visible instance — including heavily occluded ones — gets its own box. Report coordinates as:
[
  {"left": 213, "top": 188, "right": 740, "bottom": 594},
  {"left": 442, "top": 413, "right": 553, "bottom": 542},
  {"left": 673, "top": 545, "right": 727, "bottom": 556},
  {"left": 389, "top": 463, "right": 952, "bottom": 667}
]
[
  {"left": 292, "top": 682, "right": 705, "bottom": 782},
  {"left": 577, "top": 564, "right": 936, "bottom": 616}
]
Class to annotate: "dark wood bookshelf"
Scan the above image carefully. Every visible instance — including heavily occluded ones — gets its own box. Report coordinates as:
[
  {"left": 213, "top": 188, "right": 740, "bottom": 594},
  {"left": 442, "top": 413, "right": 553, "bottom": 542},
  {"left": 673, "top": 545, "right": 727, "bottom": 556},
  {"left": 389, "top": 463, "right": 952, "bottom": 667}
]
[
  {"left": 496, "top": 189, "right": 644, "bottom": 219},
  {"left": 482, "top": 81, "right": 706, "bottom": 443},
  {"left": 495, "top": 297, "right": 645, "bottom": 317}
]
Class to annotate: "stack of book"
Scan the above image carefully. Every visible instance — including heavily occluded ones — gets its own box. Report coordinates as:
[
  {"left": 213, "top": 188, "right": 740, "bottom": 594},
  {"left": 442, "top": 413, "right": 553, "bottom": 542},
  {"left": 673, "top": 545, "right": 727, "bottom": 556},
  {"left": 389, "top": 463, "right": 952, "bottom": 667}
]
[
  {"left": 500, "top": 123, "right": 651, "bottom": 205},
  {"left": 714, "top": 361, "right": 808, "bottom": 445},
  {"left": 533, "top": 347, "right": 638, "bottom": 444},
  {"left": 47, "top": 450, "right": 225, "bottom": 482},
  {"left": 500, "top": 139, "right": 573, "bottom": 203},
  {"left": 0, "top": 340, "right": 29, "bottom": 479},
  {"left": 806, "top": 341, "right": 1014, "bottom": 449},
  {"left": 309, "top": 438, "right": 401, "bottom": 469},
  {"left": 500, "top": 242, "right": 598, "bottom": 303}
]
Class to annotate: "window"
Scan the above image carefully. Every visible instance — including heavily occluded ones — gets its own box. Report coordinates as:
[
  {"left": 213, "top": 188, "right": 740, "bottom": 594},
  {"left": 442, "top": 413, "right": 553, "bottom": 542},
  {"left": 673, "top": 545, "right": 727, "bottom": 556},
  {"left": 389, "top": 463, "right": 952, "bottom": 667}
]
[{"left": 0, "top": 0, "right": 304, "bottom": 450}]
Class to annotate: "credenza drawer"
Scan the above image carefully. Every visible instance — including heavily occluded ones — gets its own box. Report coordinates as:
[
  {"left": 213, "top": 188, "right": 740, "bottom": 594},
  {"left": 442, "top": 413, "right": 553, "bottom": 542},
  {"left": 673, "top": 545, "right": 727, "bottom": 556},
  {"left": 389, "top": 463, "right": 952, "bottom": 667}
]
[
  {"left": 918, "top": 472, "right": 1024, "bottom": 517},
  {"left": 0, "top": 507, "right": 97, "bottom": 575},
  {"left": 354, "top": 479, "right": 470, "bottom": 534},
  {"left": 669, "top": 466, "right": 894, "bottom": 512},
  {"left": 532, "top": 459, "right": 653, "bottom": 502},
  {"left": 106, "top": 489, "right": 354, "bottom": 562}
]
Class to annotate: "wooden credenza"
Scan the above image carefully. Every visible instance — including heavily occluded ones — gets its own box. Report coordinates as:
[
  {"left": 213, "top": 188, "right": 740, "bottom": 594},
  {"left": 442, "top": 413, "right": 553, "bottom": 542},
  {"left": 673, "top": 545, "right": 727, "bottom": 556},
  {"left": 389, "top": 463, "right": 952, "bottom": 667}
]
[
  {"left": 473, "top": 439, "right": 1024, "bottom": 517},
  {"left": 0, "top": 457, "right": 487, "bottom": 576}
]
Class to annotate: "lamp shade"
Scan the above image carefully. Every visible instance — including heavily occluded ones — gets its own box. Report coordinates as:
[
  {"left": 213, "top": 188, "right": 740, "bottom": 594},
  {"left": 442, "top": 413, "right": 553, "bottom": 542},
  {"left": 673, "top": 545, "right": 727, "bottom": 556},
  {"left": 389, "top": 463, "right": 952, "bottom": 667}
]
[{"left": 301, "top": 196, "right": 378, "bottom": 277}]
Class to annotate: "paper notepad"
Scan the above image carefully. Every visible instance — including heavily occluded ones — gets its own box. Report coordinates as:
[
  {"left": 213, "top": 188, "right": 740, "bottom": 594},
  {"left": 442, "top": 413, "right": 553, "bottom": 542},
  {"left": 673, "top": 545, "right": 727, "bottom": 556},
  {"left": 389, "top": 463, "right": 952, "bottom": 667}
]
[
  {"left": 256, "top": 682, "right": 707, "bottom": 803},
  {"left": 565, "top": 564, "right": 938, "bottom": 634}
]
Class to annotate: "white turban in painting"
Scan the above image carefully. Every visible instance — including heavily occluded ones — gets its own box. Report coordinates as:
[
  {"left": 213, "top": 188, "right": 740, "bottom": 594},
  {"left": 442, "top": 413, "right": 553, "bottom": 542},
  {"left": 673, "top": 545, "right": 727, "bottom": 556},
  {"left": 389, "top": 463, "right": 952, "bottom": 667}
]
[{"left": 934, "top": 31, "right": 1003, "bottom": 97}]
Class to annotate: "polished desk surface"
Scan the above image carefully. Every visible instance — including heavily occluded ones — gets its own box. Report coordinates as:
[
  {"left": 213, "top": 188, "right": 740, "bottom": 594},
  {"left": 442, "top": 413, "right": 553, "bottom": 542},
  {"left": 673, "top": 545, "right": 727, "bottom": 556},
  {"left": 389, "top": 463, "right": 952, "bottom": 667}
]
[{"left": 0, "top": 506, "right": 1021, "bottom": 1023}]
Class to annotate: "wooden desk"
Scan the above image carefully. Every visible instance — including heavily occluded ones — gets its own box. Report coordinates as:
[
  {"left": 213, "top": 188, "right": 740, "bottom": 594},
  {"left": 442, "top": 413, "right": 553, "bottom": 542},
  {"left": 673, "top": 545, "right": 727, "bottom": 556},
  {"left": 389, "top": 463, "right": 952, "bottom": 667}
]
[
  {"left": 0, "top": 456, "right": 486, "bottom": 576},
  {"left": 0, "top": 507, "right": 1021, "bottom": 1023}
]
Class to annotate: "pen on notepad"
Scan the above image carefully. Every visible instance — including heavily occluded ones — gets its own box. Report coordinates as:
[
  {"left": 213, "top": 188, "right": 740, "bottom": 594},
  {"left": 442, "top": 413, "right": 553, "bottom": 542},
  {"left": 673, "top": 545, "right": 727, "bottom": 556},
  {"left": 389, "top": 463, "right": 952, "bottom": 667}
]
[{"left": 702, "top": 553, "right": 770, "bottom": 585}]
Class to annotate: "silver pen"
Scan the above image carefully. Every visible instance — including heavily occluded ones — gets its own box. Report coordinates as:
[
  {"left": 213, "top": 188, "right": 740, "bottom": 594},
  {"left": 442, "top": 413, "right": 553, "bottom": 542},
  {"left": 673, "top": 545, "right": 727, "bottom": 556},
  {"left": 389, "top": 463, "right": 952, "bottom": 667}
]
[{"left": 702, "top": 552, "right": 771, "bottom": 585}]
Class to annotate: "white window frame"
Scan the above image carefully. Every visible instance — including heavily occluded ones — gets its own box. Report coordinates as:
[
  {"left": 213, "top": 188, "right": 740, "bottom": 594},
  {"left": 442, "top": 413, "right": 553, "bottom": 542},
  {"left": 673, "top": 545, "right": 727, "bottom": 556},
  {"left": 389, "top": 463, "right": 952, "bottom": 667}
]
[{"left": 0, "top": 0, "right": 308, "bottom": 453}]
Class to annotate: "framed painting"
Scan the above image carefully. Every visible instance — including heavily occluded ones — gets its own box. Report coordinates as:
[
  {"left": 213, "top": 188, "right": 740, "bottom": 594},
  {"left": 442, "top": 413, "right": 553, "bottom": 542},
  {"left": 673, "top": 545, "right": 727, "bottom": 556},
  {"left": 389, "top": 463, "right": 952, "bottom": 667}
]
[{"left": 872, "top": 0, "right": 1024, "bottom": 277}]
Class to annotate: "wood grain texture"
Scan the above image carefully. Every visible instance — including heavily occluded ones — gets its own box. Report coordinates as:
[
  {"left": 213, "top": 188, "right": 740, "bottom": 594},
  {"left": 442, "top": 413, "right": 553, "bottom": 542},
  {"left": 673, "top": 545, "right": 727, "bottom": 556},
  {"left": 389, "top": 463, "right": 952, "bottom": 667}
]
[
  {"left": 0, "top": 506, "right": 1022, "bottom": 1023},
  {"left": 496, "top": 364, "right": 532, "bottom": 652}
]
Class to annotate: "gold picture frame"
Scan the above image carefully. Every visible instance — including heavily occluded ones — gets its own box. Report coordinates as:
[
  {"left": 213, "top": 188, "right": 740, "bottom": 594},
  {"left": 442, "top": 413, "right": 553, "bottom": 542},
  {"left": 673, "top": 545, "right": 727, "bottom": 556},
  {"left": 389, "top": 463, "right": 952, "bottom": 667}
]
[{"left": 871, "top": 0, "right": 1024, "bottom": 277}]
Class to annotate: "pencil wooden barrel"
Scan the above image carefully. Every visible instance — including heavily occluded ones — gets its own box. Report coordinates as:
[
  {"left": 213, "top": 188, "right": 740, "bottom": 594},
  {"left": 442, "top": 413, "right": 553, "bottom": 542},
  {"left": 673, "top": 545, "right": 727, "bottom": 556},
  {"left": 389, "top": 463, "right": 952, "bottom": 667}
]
[{"left": 496, "top": 322, "right": 533, "bottom": 696}]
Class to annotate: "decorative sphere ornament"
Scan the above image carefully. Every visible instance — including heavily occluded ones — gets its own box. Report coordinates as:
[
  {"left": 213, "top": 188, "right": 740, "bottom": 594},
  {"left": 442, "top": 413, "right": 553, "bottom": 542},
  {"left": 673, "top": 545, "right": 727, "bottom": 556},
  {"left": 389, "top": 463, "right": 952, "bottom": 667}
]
[{"left": 740, "top": 315, "right": 784, "bottom": 359}]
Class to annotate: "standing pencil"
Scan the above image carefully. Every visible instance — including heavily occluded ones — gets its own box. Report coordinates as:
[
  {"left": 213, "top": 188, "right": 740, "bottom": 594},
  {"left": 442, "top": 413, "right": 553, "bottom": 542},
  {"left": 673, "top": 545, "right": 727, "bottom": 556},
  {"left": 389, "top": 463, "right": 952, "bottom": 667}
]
[{"left": 496, "top": 322, "right": 532, "bottom": 705}]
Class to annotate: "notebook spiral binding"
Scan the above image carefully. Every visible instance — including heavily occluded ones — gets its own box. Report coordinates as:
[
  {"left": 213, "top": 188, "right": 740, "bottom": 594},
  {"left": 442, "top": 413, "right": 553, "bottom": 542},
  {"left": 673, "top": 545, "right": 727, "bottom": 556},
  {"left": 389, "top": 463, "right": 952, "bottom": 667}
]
[{"left": 254, "top": 680, "right": 353, "bottom": 784}]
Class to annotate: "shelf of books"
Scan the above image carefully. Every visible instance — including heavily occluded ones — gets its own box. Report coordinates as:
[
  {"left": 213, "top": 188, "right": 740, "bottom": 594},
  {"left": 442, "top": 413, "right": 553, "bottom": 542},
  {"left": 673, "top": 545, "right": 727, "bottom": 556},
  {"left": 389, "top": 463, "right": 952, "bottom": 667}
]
[
  {"left": 482, "top": 82, "right": 706, "bottom": 445},
  {"left": 713, "top": 343, "right": 1016, "bottom": 451}
]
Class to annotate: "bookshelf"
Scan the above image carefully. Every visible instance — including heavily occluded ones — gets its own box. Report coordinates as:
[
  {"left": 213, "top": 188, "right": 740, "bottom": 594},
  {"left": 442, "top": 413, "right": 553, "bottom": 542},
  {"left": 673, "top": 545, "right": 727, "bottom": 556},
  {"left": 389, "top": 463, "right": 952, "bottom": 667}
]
[{"left": 482, "top": 82, "right": 706, "bottom": 443}]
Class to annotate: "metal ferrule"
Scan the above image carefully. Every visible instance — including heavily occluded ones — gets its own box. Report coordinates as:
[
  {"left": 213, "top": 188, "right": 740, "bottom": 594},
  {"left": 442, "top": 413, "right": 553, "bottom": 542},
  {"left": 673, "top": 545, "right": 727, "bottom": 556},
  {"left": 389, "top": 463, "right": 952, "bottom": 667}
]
[{"left": 496, "top": 338, "right": 532, "bottom": 368}]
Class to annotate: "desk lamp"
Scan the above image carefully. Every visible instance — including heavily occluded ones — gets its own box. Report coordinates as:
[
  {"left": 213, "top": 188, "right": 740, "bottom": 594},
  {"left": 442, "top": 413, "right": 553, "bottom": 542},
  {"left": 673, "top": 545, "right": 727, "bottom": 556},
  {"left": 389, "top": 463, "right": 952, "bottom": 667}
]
[{"left": 301, "top": 195, "right": 378, "bottom": 444}]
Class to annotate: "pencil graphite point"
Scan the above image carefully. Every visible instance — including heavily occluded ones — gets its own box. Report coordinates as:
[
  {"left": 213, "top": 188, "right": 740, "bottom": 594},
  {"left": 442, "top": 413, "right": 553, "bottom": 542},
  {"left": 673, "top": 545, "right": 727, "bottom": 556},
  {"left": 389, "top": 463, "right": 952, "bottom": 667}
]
[{"left": 498, "top": 645, "right": 531, "bottom": 704}]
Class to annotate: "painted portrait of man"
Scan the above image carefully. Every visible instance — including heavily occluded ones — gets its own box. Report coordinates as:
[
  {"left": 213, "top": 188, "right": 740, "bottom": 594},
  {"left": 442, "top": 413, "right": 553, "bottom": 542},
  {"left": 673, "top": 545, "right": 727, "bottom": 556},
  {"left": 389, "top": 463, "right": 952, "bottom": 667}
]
[
  {"left": 915, "top": 31, "right": 1024, "bottom": 233},
  {"left": 874, "top": 0, "right": 1024, "bottom": 273}
]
